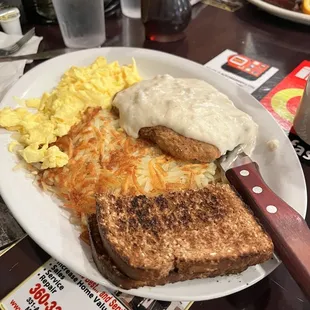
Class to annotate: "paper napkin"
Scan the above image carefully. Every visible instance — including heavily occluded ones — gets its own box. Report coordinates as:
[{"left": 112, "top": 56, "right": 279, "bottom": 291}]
[{"left": 0, "top": 31, "right": 42, "bottom": 101}]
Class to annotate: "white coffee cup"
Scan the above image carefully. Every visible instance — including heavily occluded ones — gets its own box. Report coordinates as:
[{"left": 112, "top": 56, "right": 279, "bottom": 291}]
[
  {"left": 0, "top": 8, "right": 22, "bottom": 35},
  {"left": 293, "top": 78, "right": 310, "bottom": 144}
]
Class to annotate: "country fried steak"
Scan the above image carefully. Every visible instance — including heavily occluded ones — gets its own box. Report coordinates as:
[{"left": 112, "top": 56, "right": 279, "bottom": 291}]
[{"left": 139, "top": 126, "right": 221, "bottom": 163}]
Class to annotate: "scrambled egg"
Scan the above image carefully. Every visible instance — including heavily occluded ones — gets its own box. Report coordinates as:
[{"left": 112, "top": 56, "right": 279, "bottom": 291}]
[{"left": 0, "top": 57, "right": 141, "bottom": 169}]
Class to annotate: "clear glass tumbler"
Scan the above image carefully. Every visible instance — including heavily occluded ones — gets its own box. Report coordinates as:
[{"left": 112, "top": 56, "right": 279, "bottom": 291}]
[
  {"left": 120, "top": 0, "right": 141, "bottom": 18},
  {"left": 52, "top": 0, "right": 106, "bottom": 48}
]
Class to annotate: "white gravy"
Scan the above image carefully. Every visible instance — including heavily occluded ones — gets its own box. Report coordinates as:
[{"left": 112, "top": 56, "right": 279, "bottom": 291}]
[{"left": 112, "top": 74, "right": 258, "bottom": 155}]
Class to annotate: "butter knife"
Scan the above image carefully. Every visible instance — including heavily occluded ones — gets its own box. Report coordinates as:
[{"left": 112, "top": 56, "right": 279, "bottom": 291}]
[
  {"left": 0, "top": 48, "right": 84, "bottom": 62},
  {"left": 219, "top": 147, "right": 310, "bottom": 300}
]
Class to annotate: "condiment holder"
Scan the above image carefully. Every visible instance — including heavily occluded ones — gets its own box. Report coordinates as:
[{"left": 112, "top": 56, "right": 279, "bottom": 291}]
[{"left": 0, "top": 7, "right": 22, "bottom": 35}]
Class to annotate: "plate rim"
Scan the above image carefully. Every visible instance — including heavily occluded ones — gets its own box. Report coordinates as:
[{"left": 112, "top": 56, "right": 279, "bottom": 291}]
[
  {"left": 0, "top": 46, "right": 307, "bottom": 301},
  {"left": 247, "top": 0, "right": 310, "bottom": 24}
]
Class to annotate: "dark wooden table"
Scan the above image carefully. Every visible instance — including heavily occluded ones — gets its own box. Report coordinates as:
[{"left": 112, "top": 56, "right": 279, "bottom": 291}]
[{"left": 1, "top": 2, "right": 310, "bottom": 309}]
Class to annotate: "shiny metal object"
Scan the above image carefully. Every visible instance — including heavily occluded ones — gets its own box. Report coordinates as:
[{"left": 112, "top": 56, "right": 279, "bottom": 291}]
[
  {"left": 0, "top": 48, "right": 83, "bottom": 62},
  {"left": 0, "top": 28, "right": 35, "bottom": 56},
  {"left": 142, "top": 0, "right": 192, "bottom": 42},
  {"left": 218, "top": 145, "right": 252, "bottom": 172}
]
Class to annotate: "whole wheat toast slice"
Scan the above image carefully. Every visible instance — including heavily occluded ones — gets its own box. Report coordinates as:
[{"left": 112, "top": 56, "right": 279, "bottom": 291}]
[
  {"left": 88, "top": 214, "right": 271, "bottom": 289},
  {"left": 95, "top": 184, "right": 274, "bottom": 282}
]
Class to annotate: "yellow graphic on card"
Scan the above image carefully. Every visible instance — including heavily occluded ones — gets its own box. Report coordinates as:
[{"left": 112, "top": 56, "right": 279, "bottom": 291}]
[
  {"left": 202, "top": 0, "right": 243, "bottom": 12},
  {"left": 271, "top": 88, "right": 304, "bottom": 123},
  {"left": 260, "top": 61, "right": 309, "bottom": 131}
]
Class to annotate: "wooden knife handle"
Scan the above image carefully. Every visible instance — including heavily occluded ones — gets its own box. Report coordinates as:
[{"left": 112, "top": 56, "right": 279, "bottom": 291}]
[{"left": 226, "top": 162, "right": 310, "bottom": 300}]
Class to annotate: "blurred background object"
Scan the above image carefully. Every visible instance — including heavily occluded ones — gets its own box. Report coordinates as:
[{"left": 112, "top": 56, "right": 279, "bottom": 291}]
[
  {"left": 121, "top": 16, "right": 144, "bottom": 46},
  {"left": 293, "top": 77, "right": 310, "bottom": 145},
  {"left": 1, "top": 0, "right": 120, "bottom": 25},
  {"left": 0, "top": 1, "right": 9, "bottom": 10},
  {"left": 141, "top": 0, "right": 192, "bottom": 42},
  {"left": 120, "top": 0, "right": 141, "bottom": 18},
  {"left": 21, "top": 0, "right": 57, "bottom": 24},
  {"left": 32, "top": 0, "right": 56, "bottom": 22},
  {"left": 105, "top": 0, "right": 121, "bottom": 18}
]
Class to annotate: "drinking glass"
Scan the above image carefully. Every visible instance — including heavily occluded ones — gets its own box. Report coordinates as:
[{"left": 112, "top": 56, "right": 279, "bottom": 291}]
[
  {"left": 141, "top": 0, "right": 191, "bottom": 42},
  {"left": 52, "top": 0, "right": 106, "bottom": 48}
]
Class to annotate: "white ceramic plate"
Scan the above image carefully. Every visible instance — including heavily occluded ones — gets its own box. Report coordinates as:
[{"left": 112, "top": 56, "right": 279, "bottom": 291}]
[
  {"left": 247, "top": 0, "right": 310, "bottom": 25},
  {"left": 0, "top": 47, "right": 307, "bottom": 301}
]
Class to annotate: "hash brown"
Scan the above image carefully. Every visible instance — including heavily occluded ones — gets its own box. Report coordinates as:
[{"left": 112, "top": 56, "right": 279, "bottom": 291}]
[{"left": 39, "top": 107, "right": 221, "bottom": 224}]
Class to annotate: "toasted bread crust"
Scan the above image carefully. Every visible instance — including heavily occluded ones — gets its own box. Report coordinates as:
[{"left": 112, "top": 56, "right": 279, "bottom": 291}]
[
  {"left": 96, "top": 185, "right": 274, "bottom": 282},
  {"left": 139, "top": 126, "right": 221, "bottom": 163},
  {"left": 88, "top": 214, "right": 273, "bottom": 289},
  {"left": 97, "top": 194, "right": 172, "bottom": 280}
]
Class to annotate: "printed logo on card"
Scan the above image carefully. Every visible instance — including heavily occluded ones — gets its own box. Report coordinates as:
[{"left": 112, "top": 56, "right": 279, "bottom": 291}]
[{"left": 260, "top": 61, "right": 310, "bottom": 132}]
